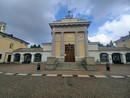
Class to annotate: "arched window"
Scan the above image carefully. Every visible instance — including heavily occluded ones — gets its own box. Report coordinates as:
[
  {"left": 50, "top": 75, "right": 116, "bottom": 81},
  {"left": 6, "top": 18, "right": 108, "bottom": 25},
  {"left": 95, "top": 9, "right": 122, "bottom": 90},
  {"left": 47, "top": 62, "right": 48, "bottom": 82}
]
[
  {"left": 112, "top": 53, "right": 121, "bottom": 64},
  {"left": 34, "top": 53, "right": 42, "bottom": 62},
  {"left": 126, "top": 53, "right": 130, "bottom": 62},
  {"left": 14, "top": 53, "right": 20, "bottom": 62},
  {"left": 24, "top": 53, "right": 32, "bottom": 63},
  {"left": 100, "top": 53, "right": 109, "bottom": 62}
]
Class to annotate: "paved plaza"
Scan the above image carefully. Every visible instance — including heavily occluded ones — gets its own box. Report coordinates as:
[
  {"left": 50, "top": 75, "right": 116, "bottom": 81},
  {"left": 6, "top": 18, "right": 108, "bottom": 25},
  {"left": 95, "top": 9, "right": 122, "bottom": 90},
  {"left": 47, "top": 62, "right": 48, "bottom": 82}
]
[
  {"left": 0, "top": 63, "right": 130, "bottom": 75},
  {"left": 0, "top": 63, "right": 130, "bottom": 98}
]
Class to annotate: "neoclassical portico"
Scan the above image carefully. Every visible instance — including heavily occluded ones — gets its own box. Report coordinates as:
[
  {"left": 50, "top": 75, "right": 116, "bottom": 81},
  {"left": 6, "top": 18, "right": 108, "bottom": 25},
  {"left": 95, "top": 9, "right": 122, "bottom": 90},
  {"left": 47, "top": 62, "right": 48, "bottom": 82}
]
[{"left": 49, "top": 14, "right": 90, "bottom": 62}]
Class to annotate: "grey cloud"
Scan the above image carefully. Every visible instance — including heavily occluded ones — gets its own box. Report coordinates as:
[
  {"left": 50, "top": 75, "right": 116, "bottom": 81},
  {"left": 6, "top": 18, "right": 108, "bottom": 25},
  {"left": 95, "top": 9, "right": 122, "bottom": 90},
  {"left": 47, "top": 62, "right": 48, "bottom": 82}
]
[
  {"left": 66, "top": 0, "right": 130, "bottom": 20},
  {"left": 0, "top": 0, "right": 59, "bottom": 45},
  {"left": 0, "top": 0, "right": 130, "bottom": 45}
]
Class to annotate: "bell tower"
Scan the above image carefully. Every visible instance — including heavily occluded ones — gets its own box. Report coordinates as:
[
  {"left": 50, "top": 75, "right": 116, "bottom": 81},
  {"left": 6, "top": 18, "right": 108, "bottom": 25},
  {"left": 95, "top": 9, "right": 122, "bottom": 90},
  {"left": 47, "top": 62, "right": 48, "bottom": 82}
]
[{"left": 0, "top": 21, "right": 6, "bottom": 33}]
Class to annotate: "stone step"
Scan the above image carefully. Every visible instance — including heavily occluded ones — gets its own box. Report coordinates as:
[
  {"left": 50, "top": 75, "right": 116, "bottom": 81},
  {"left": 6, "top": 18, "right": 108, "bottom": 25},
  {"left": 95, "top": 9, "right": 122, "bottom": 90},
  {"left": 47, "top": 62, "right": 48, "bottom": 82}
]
[{"left": 55, "top": 62, "right": 85, "bottom": 70}]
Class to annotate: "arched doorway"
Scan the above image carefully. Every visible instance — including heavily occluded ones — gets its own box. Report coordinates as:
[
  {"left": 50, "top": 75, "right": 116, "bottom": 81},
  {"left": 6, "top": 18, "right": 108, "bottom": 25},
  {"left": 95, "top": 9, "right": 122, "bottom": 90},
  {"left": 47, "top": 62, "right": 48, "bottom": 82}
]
[
  {"left": 24, "top": 53, "right": 32, "bottom": 63},
  {"left": 34, "top": 53, "right": 42, "bottom": 62},
  {"left": 100, "top": 53, "right": 109, "bottom": 62},
  {"left": 126, "top": 53, "right": 130, "bottom": 62},
  {"left": 14, "top": 53, "right": 20, "bottom": 62},
  {"left": 7, "top": 55, "right": 11, "bottom": 62},
  {"left": 112, "top": 53, "right": 121, "bottom": 64}
]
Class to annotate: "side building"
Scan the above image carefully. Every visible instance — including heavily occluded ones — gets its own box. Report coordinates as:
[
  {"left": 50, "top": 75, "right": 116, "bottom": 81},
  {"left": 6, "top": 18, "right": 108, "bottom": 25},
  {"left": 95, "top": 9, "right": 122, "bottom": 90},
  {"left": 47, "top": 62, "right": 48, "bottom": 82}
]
[
  {"left": 13, "top": 43, "right": 51, "bottom": 63},
  {"left": 115, "top": 31, "right": 130, "bottom": 48},
  {"left": 88, "top": 42, "right": 130, "bottom": 64},
  {"left": 13, "top": 41, "right": 130, "bottom": 64},
  {"left": 0, "top": 21, "right": 29, "bottom": 63},
  {"left": 6, "top": 13, "right": 130, "bottom": 65}
]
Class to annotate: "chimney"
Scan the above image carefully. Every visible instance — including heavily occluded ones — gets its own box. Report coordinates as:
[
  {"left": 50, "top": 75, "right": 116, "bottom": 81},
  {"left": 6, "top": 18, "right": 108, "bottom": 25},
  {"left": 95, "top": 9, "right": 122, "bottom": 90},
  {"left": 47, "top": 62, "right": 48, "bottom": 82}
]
[{"left": 0, "top": 21, "right": 6, "bottom": 33}]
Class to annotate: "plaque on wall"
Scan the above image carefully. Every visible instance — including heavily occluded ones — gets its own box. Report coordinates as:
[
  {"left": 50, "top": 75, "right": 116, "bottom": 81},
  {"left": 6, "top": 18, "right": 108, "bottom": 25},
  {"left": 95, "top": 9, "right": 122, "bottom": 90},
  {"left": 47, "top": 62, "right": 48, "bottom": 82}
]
[
  {"left": 79, "top": 34, "right": 83, "bottom": 38},
  {"left": 67, "top": 34, "right": 72, "bottom": 38},
  {"left": 56, "top": 35, "right": 60, "bottom": 38}
]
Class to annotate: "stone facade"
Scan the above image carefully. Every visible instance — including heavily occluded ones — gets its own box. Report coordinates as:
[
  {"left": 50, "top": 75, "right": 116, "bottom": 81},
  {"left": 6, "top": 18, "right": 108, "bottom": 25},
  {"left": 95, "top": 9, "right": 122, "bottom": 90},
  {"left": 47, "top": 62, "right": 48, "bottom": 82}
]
[
  {"left": 0, "top": 29, "right": 29, "bottom": 63},
  {"left": 49, "top": 17, "right": 90, "bottom": 62},
  {"left": 115, "top": 31, "right": 130, "bottom": 48}
]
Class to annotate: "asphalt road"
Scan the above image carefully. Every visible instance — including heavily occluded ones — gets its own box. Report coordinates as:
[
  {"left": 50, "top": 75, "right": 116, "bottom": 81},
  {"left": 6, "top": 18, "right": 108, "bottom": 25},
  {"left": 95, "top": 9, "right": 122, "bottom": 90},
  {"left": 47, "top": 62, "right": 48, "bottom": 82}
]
[{"left": 0, "top": 75, "right": 130, "bottom": 98}]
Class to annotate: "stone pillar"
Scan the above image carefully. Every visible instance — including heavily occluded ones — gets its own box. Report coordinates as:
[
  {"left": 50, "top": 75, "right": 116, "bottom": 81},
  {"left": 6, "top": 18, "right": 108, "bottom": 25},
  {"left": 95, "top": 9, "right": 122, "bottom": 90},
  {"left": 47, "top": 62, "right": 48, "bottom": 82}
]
[
  {"left": 52, "top": 32, "right": 55, "bottom": 56},
  {"left": 75, "top": 31, "right": 79, "bottom": 56},
  {"left": 61, "top": 32, "right": 64, "bottom": 57},
  {"left": 31, "top": 54, "right": 34, "bottom": 63},
  {"left": 122, "top": 54, "right": 126, "bottom": 64},
  {"left": 108, "top": 54, "right": 112, "bottom": 64},
  {"left": 20, "top": 54, "right": 24, "bottom": 63},
  {"left": 84, "top": 30, "right": 89, "bottom": 57}
]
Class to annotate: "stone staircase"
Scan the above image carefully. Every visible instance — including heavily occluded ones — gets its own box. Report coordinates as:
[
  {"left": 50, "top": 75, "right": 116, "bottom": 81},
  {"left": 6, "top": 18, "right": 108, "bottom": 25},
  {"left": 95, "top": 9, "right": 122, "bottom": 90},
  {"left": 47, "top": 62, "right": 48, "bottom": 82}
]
[{"left": 55, "top": 62, "right": 85, "bottom": 71}]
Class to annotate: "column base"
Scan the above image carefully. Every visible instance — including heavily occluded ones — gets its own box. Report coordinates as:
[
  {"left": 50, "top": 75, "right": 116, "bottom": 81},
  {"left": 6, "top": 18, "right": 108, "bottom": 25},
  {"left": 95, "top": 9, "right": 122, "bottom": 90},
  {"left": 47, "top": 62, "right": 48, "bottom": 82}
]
[
  {"left": 59, "top": 56, "right": 64, "bottom": 62},
  {"left": 83, "top": 56, "right": 97, "bottom": 71},
  {"left": 75, "top": 56, "right": 83, "bottom": 62}
]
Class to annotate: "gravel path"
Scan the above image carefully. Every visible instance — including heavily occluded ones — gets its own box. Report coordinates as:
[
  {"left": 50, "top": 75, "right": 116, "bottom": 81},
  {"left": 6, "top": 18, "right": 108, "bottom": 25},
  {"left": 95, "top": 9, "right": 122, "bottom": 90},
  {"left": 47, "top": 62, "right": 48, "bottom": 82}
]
[{"left": 0, "top": 75, "right": 129, "bottom": 98}]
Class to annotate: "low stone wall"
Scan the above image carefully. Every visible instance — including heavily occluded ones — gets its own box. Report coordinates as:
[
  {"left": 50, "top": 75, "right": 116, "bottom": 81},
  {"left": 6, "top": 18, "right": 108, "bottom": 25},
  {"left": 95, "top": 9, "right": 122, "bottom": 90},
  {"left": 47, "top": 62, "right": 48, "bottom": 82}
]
[
  {"left": 45, "top": 57, "right": 57, "bottom": 70},
  {"left": 84, "top": 57, "right": 96, "bottom": 70}
]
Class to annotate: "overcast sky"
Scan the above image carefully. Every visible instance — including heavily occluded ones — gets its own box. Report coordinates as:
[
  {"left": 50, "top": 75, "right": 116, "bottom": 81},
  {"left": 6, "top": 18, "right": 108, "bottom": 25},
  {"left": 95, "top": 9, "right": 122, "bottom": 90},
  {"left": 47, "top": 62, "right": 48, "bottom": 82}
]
[{"left": 0, "top": 0, "right": 130, "bottom": 45}]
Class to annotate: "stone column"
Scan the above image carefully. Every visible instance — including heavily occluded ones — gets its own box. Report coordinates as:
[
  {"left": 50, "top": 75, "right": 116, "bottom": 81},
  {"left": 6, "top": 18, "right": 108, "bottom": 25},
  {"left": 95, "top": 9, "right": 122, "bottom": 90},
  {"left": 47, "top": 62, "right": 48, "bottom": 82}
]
[
  {"left": 84, "top": 30, "right": 89, "bottom": 57},
  {"left": 51, "top": 32, "right": 55, "bottom": 56},
  {"left": 31, "top": 54, "right": 34, "bottom": 63},
  {"left": 122, "top": 54, "right": 126, "bottom": 64},
  {"left": 20, "top": 54, "right": 24, "bottom": 63},
  {"left": 61, "top": 32, "right": 64, "bottom": 57},
  {"left": 75, "top": 31, "right": 79, "bottom": 56},
  {"left": 108, "top": 54, "right": 112, "bottom": 64}
]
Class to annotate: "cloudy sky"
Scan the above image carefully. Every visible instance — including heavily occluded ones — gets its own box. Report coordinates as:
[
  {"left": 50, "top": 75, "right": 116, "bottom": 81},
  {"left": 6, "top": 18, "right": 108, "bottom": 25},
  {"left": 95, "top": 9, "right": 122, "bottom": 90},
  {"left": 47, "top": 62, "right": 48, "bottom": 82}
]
[{"left": 0, "top": 0, "right": 130, "bottom": 45}]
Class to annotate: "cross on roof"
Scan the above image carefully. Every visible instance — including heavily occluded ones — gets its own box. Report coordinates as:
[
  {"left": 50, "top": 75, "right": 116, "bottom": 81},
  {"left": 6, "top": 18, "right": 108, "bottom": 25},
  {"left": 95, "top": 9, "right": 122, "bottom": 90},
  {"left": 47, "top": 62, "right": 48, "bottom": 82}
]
[{"left": 65, "top": 10, "right": 73, "bottom": 18}]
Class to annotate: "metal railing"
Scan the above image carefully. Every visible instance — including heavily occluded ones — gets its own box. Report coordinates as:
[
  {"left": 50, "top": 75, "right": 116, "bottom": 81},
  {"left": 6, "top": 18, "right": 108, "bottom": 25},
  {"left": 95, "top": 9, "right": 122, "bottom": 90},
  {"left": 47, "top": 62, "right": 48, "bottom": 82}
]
[
  {"left": 82, "top": 58, "right": 87, "bottom": 70},
  {"left": 53, "top": 58, "right": 59, "bottom": 70}
]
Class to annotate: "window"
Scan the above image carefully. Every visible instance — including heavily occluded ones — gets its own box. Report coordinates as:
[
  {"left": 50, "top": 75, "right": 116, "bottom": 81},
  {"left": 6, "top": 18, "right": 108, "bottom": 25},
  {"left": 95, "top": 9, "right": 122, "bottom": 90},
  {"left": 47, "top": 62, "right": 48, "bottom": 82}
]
[
  {"left": 14, "top": 53, "right": 20, "bottom": 62},
  {"left": 34, "top": 53, "right": 42, "bottom": 62},
  {"left": 0, "top": 26, "right": 2, "bottom": 31},
  {"left": 9, "top": 43, "right": 14, "bottom": 49},
  {"left": 126, "top": 53, "right": 130, "bottom": 62},
  {"left": 100, "top": 53, "right": 109, "bottom": 62},
  {"left": 0, "top": 54, "right": 2, "bottom": 59}
]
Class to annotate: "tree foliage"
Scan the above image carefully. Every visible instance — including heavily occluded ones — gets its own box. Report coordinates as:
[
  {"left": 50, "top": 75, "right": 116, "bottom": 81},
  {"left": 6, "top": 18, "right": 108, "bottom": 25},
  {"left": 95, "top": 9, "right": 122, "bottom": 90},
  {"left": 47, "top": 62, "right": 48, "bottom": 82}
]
[{"left": 30, "top": 44, "right": 41, "bottom": 48}]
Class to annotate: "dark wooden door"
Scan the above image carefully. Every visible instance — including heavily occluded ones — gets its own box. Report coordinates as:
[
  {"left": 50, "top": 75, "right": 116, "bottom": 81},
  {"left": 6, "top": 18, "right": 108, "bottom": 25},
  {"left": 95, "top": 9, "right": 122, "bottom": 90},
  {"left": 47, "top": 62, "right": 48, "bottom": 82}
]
[{"left": 65, "top": 44, "right": 75, "bottom": 62}]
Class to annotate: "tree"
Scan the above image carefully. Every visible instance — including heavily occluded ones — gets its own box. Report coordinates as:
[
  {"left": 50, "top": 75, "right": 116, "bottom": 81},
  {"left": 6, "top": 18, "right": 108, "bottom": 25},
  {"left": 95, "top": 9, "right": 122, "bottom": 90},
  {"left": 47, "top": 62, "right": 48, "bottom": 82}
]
[
  {"left": 109, "top": 40, "right": 114, "bottom": 47},
  {"left": 33, "top": 44, "right": 37, "bottom": 48},
  {"left": 98, "top": 43, "right": 104, "bottom": 47},
  {"left": 38, "top": 44, "right": 41, "bottom": 48},
  {"left": 106, "top": 44, "right": 110, "bottom": 47},
  {"left": 30, "top": 44, "right": 41, "bottom": 48},
  {"left": 30, "top": 45, "right": 33, "bottom": 48}
]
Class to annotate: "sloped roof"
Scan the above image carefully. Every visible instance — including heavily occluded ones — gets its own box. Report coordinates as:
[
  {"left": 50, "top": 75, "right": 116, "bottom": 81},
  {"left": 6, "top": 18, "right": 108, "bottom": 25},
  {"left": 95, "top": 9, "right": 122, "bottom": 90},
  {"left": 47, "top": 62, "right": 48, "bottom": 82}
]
[
  {"left": 0, "top": 32, "right": 29, "bottom": 44},
  {"left": 115, "top": 33, "right": 130, "bottom": 43},
  {"left": 99, "top": 47, "right": 130, "bottom": 51},
  {"left": 49, "top": 18, "right": 91, "bottom": 29},
  {"left": 13, "top": 48, "right": 43, "bottom": 52},
  {"left": 42, "top": 42, "right": 52, "bottom": 45},
  {"left": 89, "top": 42, "right": 100, "bottom": 45}
]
